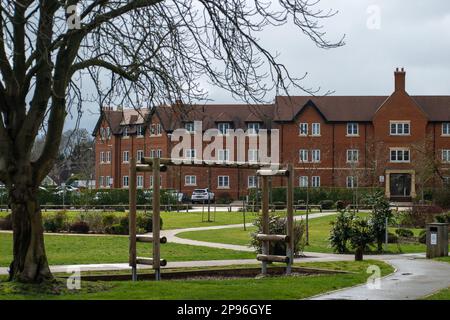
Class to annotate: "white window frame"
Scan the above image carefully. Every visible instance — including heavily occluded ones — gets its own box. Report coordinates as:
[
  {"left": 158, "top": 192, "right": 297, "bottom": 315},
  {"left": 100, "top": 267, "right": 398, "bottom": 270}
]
[
  {"left": 346, "top": 176, "right": 358, "bottom": 189},
  {"left": 218, "top": 149, "right": 230, "bottom": 162},
  {"left": 99, "top": 176, "right": 104, "bottom": 188},
  {"left": 185, "top": 175, "right": 197, "bottom": 186},
  {"left": 312, "top": 176, "right": 321, "bottom": 188},
  {"left": 390, "top": 121, "right": 411, "bottom": 136},
  {"left": 390, "top": 148, "right": 411, "bottom": 163},
  {"left": 218, "top": 122, "right": 231, "bottom": 135},
  {"left": 442, "top": 149, "right": 450, "bottom": 163},
  {"left": 347, "top": 122, "right": 359, "bottom": 136},
  {"left": 299, "top": 149, "right": 309, "bottom": 163},
  {"left": 137, "top": 150, "right": 144, "bottom": 162},
  {"left": 444, "top": 176, "right": 450, "bottom": 186},
  {"left": 299, "top": 123, "right": 308, "bottom": 136},
  {"left": 185, "top": 149, "right": 197, "bottom": 160},
  {"left": 299, "top": 176, "right": 308, "bottom": 188},
  {"left": 123, "top": 176, "right": 129, "bottom": 188},
  {"left": 105, "top": 176, "right": 111, "bottom": 188},
  {"left": 137, "top": 125, "right": 144, "bottom": 137},
  {"left": 100, "top": 151, "right": 105, "bottom": 163},
  {"left": 106, "top": 151, "right": 111, "bottom": 163},
  {"left": 443, "top": 123, "right": 450, "bottom": 136},
  {"left": 218, "top": 175, "right": 230, "bottom": 188},
  {"left": 185, "top": 122, "right": 195, "bottom": 133},
  {"left": 248, "top": 149, "right": 259, "bottom": 163},
  {"left": 347, "top": 149, "right": 359, "bottom": 163},
  {"left": 150, "top": 123, "right": 162, "bottom": 136},
  {"left": 248, "top": 176, "right": 258, "bottom": 188},
  {"left": 149, "top": 175, "right": 162, "bottom": 188},
  {"left": 137, "top": 175, "right": 144, "bottom": 188},
  {"left": 247, "top": 122, "right": 260, "bottom": 135},
  {"left": 122, "top": 151, "right": 130, "bottom": 163},
  {"left": 122, "top": 127, "right": 129, "bottom": 138},
  {"left": 311, "top": 149, "right": 321, "bottom": 163},
  {"left": 311, "top": 123, "right": 321, "bottom": 136}
]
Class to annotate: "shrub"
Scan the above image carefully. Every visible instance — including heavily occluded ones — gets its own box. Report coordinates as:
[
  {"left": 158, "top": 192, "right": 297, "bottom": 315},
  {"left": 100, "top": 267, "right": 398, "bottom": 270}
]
[
  {"left": 319, "top": 200, "right": 334, "bottom": 210},
  {"left": 433, "top": 188, "right": 450, "bottom": 209},
  {"left": 387, "top": 232, "right": 398, "bottom": 244},
  {"left": 69, "top": 221, "right": 90, "bottom": 234},
  {"left": 77, "top": 212, "right": 103, "bottom": 233},
  {"left": 395, "top": 228, "right": 414, "bottom": 238},
  {"left": 43, "top": 211, "right": 68, "bottom": 232},
  {"left": 137, "top": 213, "right": 163, "bottom": 232},
  {"left": 398, "top": 205, "right": 444, "bottom": 228},
  {"left": 349, "top": 218, "right": 374, "bottom": 261},
  {"left": 105, "top": 224, "right": 128, "bottom": 235},
  {"left": 329, "top": 211, "right": 355, "bottom": 253},
  {"left": 251, "top": 214, "right": 305, "bottom": 255},
  {"left": 273, "top": 202, "right": 286, "bottom": 210},
  {"left": 335, "top": 200, "right": 346, "bottom": 211},
  {"left": 365, "top": 191, "right": 393, "bottom": 252},
  {"left": 0, "top": 214, "right": 12, "bottom": 230},
  {"left": 102, "top": 214, "right": 118, "bottom": 228},
  {"left": 435, "top": 212, "right": 450, "bottom": 224},
  {"left": 216, "top": 192, "right": 232, "bottom": 204},
  {"left": 418, "top": 229, "right": 427, "bottom": 244}
]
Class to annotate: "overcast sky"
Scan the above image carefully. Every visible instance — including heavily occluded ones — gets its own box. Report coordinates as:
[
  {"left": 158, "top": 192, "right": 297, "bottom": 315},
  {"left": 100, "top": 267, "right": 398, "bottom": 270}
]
[{"left": 74, "top": 0, "right": 450, "bottom": 132}]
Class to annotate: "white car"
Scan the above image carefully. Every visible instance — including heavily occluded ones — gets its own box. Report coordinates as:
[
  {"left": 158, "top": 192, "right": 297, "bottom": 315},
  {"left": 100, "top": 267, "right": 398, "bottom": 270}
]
[
  {"left": 191, "top": 188, "right": 215, "bottom": 204},
  {"left": 55, "top": 185, "right": 79, "bottom": 195}
]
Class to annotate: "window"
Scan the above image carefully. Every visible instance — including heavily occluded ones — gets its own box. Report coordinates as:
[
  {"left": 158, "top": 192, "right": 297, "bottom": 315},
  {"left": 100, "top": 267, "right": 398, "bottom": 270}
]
[
  {"left": 149, "top": 175, "right": 162, "bottom": 188},
  {"left": 105, "top": 176, "right": 111, "bottom": 188},
  {"left": 347, "top": 123, "right": 359, "bottom": 136},
  {"left": 185, "top": 149, "right": 197, "bottom": 160},
  {"left": 150, "top": 149, "right": 162, "bottom": 158},
  {"left": 312, "top": 176, "right": 321, "bottom": 188},
  {"left": 122, "top": 127, "right": 129, "bottom": 138},
  {"left": 299, "top": 123, "right": 308, "bottom": 136},
  {"left": 99, "top": 176, "right": 104, "bottom": 188},
  {"left": 390, "top": 148, "right": 410, "bottom": 163},
  {"left": 248, "top": 176, "right": 258, "bottom": 188},
  {"left": 248, "top": 149, "right": 258, "bottom": 163},
  {"left": 137, "top": 125, "right": 144, "bottom": 137},
  {"left": 137, "top": 176, "right": 144, "bottom": 188},
  {"left": 299, "top": 176, "right": 308, "bottom": 188},
  {"left": 347, "top": 176, "right": 358, "bottom": 188},
  {"left": 108, "top": 177, "right": 113, "bottom": 187},
  {"left": 218, "top": 122, "right": 231, "bottom": 135},
  {"left": 444, "top": 177, "right": 450, "bottom": 186},
  {"left": 137, "top": 150, "right": 144, "bottom": 162},
  {"left": 157, "top": 149, "right": 162, "bottom": 158},
  {"left": 106, "top": 151, "right": 111, "bottom": 163},
  {"left": 390, "top": 121, "right": 410, "bottom": 136},
  {"left": 442, "top": 150, "right": 450, "bottom": 163},
  {"left": 311, "top": 149, "right": 321, "bottom": 163},
  {"left": 218, "top": 176, "right": 230, "bottom": 188},
  {"left": 100, "top": 127, "right": 111, "bottom": 140},
  {"left": 185, "top": 175, "right": 197, "bottom": 186},
  {"left": 150, "top": 123, "right": 162, "bottom": 136},
  {"left": 100, "top": 151, "right": 105, "bottom": 163},
  {"left": 443, "top": 123, "right": 450, "bottom": 136},
  {"left": 311, "top": 123, "right": 321, "bottom": 136},
  {"left": 299, "top": 149, "right": 309, "bottom": 163},
  {"left": 185, "top": 122, "right": 195, "bottom": 133},
  {"left": 347, "top": 149, "right": 359, "bottom": 163},
  {"left": 123, "top": 176, "right": 129, "bottom": 188},
  {"left": 247, "top": 122, "right": 260, "bottom": 134},
  {"left": 123, "top": 151, "right": 129, "bottom": 163},
  {"left": 218, "top": 149, "right": 230, "bottom": 162}
]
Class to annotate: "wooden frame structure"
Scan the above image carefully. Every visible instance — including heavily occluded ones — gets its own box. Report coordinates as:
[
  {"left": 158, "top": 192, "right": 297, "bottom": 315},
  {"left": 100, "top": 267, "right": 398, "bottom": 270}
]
[
  {"left": 129, "top": 157, "right": 293, "bottom": 280},
  {"left": 256, "top": 164, "right": 295, "bottom": 275}
]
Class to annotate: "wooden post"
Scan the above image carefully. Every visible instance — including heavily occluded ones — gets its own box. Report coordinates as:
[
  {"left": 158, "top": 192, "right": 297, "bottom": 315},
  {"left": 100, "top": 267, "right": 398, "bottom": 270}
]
[
  {"left": 153, "top": 158, "right": 161, "bottom": 281},
  {"left": 129, "top": 158, "right": 137, "bottom": 281},
  {"left": 261, "top": 175, "right": 270, "bottom": 275},
  {"left": 286, "top": 164, "right": 294, "bottom": 274}
]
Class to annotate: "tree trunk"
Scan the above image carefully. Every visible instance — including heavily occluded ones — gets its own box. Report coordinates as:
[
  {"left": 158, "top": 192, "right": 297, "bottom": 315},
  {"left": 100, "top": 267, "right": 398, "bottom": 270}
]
[
  {"left": 354, "top": 247, "right": 364, "bottom": 261},
  {"left": 8, "top": 182, "right": 53, "bottom": 283}
]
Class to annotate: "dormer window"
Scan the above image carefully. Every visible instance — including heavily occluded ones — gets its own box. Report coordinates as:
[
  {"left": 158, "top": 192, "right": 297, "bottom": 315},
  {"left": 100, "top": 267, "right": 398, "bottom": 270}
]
[
  {"left": 299, "top": 123, "right": 308, "bottom": 136},
  {"left": 311, "top": 123, "right": 321, "bottom": 136},
  {"left": 122, "top": 127, "right": 129, "bottom": 138},
  {"left": 390, "top": 121, "right": 410, "bottom": 136},
  {"left": 247, "top": 122, "right": 260, "bottom": 134},
  {"left": 137, "top": 125, "right": 144, "bottom": 137},
  {"left": 150, "top": 123, "right": 162, "bottom": 136},
  {"left": 218, "top": 122, "right": 231, "bottom": 135}
]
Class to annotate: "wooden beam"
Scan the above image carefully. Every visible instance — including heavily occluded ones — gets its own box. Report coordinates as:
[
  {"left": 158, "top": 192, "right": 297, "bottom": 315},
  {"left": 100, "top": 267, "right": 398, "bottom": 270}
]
[
  {"left": 261, "top": 175, "right": 270, "bottom": 275},
  {"left": 152, "top": 158, "right": 161, "bottom": 278},
  {"left": 129, "top": 158, "right": 137, "bottom": 269},
  {"left": 286, "top": 163, "right": 294, "bottom": 274},
  {"left": 257, "top": 254, "right": 290, "bottom": 263},
  {"left": 136, "top": 257, "right": 168, "bottom": 267},
  {"left": 256, "top": 234, "right": 290, "bottom": 242},
  {"left": 256, "top": 169, "right": 289, "bottom": 177},
  {"left": 136, "top": 235, "right": 167, "bottom": 244},
  {"left": 136, "top": 164, "right": 167, "bottom": 172}
]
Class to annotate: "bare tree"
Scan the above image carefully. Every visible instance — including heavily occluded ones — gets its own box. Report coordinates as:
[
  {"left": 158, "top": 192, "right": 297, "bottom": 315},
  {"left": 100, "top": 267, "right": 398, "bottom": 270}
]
[{"left": 0, "top": 1, "right": 342, "bottom": 283}]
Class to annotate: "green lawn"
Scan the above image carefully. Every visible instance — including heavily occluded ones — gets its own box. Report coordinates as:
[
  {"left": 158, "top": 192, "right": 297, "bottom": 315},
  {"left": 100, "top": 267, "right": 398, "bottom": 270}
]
[
  {"left": 0, "top": 233, "right": 255, "bottom": 267},
  {"left": 425, "top": 256, "right": 450, "bottom": 300},
  {"left": 0, "top": 260, "right": 394, "bottom": 300},
  {"left": 177, "top": 213, "right": 431, "bottom": 254}
]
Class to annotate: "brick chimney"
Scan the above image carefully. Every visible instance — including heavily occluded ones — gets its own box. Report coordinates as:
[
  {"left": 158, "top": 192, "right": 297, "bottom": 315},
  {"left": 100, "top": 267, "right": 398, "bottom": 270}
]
[{"left": 394, "top": 67, "right": 406, "bottom": 92}]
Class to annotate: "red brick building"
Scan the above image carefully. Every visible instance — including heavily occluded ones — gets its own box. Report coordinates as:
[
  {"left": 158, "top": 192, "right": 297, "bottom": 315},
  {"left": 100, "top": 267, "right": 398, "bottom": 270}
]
[{"left": 93, "top": 69, "right": 450, "bottom": 201}]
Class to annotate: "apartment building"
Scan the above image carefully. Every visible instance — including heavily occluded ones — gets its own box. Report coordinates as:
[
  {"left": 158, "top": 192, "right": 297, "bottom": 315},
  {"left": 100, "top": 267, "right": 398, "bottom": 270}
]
[{"left": 93, "top": 69, "right": 450, "bottom": 201}]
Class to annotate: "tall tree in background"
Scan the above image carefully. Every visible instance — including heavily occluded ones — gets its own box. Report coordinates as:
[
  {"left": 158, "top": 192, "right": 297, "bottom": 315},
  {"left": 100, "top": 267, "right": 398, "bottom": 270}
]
[{"left": 0, "top": 1, "right": 343, "bottom": 283}]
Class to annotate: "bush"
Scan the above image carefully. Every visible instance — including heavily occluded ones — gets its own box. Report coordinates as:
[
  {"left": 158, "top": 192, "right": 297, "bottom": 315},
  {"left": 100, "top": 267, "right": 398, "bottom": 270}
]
[
  {"left": 335, "top": 200, "right": 346, "bottom": 211},
  {"left": 77, "top": 212, "right": 103, "bottom": 233},
  {"left": 434, "top": 188, "right": 450, "bottom": 209},
  {"left": 319, "top": 200, "right": 334, "bottom": 210},
  {"left": 102, "top": 214, "right": 118, "bottom": 228},
  {"left": 387, "top": 232, "right": 398, "bottom": 244},
  {"left": 395, "top": 228, "right": 414, "bottom": 238},
  {"left": 137, "top": 213, "right": 164, "bottom": 232},
  {"left": 365, "top": 191, "right": 393, "bottom": 252},
  {"left": 398, "top": 205, "right": 444, "bottom": 228},
  {"left": 251, "top": 214, "right": 305, "bottom": 255},
  {"left": 216, "top": 192, "right": 232, "bottom": 204},
  {"left": 105, "top": 223, "right": 128, "bottom": 235},
  {"left": 435, "top": 212, "right": 450, "bottom": 224},
  {"left": 349, "top": 218, "right": 374, "bottom": 261},
  {"left": 329, "top": 211, "right": 355, "bottom": 253},
  {"left": 43, "top": 211, "right": 68, "bottom": 232},
  {"left": 69, "top": 221, "right": 90, "bottom": 234},
  {"left": 418, "top": 229, "right": 427, "bottom": 244},
  {"left": 0, "top": 214, "right": 12, "bottom": 230}
]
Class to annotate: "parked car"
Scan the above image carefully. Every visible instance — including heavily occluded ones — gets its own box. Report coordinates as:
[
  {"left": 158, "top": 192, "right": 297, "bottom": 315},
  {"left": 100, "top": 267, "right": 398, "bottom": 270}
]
[
  {"left": 166, "top": 189, "right": 188, "bottom": 203},
  {"left": 191, "top": 188, "right": 215, "bottom": 204},
  {"left": 54, "top": 185, "right": 79, "bottom": 195}
]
